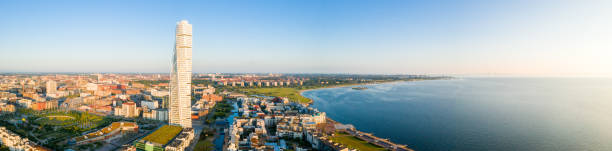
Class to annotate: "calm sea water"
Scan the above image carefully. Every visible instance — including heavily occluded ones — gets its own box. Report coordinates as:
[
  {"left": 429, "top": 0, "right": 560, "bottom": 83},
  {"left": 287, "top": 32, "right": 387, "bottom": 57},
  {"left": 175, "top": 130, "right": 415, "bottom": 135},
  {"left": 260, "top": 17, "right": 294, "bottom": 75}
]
[{"left": 302, "top": 78, "right": 612, "bottom": 151}]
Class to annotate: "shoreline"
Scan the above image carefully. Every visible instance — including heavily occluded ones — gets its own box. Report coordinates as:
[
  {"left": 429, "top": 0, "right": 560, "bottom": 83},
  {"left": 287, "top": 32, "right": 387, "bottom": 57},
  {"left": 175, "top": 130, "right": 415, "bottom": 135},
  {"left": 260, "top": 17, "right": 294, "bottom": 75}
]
[
  {"left": 298, "top": 80, "right": 422, "bottom": 151},
  {"left": 298, "top": 80, "right": 419, "bottom": 104}
]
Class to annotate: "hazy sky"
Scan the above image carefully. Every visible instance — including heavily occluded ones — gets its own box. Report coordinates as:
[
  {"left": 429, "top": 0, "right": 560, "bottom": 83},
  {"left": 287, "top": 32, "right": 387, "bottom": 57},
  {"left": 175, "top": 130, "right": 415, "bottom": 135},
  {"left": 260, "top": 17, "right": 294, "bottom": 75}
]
[{"left": 0, "top": 0, "right": 610, "bottom": 76}]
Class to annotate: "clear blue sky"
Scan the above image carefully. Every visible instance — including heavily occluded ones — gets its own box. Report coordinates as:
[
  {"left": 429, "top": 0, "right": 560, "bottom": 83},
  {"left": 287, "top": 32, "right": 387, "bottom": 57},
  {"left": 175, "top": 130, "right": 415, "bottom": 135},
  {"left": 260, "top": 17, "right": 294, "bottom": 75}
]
[{"left": 0, "top": 0, "right": 610, "bottom": 76}]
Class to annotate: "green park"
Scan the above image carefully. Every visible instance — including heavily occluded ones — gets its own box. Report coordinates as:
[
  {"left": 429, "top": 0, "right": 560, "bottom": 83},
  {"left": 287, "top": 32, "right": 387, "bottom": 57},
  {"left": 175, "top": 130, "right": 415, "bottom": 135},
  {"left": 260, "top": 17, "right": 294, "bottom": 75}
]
[
  {"left": 239, "top": 88, "right": 312, "bottom": 103},
  {"left": 0, "top": 109, "right": 115, "bottom": 150},
  {"left": 330, "top": 132, "right": 387, "bottom": 151}
]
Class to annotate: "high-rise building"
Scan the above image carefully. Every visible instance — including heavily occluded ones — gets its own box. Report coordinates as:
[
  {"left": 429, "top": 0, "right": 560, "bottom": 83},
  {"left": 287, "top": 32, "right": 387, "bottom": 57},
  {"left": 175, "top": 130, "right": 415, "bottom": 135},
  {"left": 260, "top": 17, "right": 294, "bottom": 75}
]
[
  {"left": 169, "top": 20, "right": 193, "bottom": 128},
  {"left": 46, "top": 80, "right": 57, "bottom": 97}
]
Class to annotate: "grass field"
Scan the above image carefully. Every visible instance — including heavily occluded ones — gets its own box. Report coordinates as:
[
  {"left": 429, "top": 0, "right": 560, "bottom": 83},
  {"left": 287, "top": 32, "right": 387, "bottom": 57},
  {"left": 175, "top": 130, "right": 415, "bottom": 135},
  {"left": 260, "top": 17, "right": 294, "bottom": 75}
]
[
  {"left": 240, "top": 88, "right": 312, "bottom": 103},
  {"left": 330, "top": 132, "right": 386, "bottom": 151},
  {"left": 48, "top": 116, "right": 74, "bottom": 121},
  {"left": 142, "top": 125, "right": 183, "bottom": 145},
  {"left": 7, "top": 109, "right": 114, "bottom": 150},
  {"left": 194, "top": 129, "right": 215, "bottom": 151},
  {"left": 35, "top": 112, "right": 104, "bottom": 128},
  {"left": 36, "top": 117, "right": 73, "bottom": 126}
]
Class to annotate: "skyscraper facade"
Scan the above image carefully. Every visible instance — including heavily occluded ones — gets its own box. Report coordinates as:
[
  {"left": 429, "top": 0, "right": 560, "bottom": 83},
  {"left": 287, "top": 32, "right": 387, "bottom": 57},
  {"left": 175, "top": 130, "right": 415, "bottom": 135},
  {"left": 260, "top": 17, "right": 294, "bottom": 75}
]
[{"left": 169, "top": 20, "right": 192, "bottom": 128}]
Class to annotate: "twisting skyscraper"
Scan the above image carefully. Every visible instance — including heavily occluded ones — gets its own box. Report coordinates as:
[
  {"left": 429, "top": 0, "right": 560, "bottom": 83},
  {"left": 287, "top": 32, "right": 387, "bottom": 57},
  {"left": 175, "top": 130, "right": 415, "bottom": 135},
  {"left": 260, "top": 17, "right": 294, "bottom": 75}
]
[{"left": 169, "top": 20, "right": 192, "bottom": 128}]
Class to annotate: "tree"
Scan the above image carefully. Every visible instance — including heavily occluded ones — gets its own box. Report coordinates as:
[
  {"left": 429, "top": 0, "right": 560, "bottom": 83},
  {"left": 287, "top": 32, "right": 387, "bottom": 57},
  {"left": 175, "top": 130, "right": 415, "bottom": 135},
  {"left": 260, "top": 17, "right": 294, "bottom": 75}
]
[
  {"left": 0, "top": 145, "right": 10, "bottom": 151},
  {"left": 194, "top": 141, "right": 215, "bottom": 151}
]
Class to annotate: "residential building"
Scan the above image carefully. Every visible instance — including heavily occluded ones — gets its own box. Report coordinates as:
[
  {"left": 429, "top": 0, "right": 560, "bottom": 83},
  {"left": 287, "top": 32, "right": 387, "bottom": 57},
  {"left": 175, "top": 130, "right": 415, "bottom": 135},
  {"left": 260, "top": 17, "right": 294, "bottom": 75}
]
[
  {"left": 17, "top": 99, "right": 32, "bottom": 108},
  {"left": 156, "top": 109, "right": 169, "bottom": 121},
  {"left": 0, "top": 102, "right": 15, "bottom": 113},
  {"left": 0, "top": 127, "right": 49, "bottom": 151},
  {"left": 46, "top": 80, "right": 57, "bottom": 97},
  {"left": 86, "top": 83, "right": 98, "bottom": 91},
  {"left": 31, "top": 100, "right": 58, "bottom": 111},
  {"left": 115, "top": 102, "right": 139, "bottom": 118},
  {"left": 143, "top": 108, "right": 157, "bottom": 120},
  {"left": 133, "top": 125, "right": 193, "bottom": 151},
  {"left": 141, "top": 100, "right": 159, "bottom": 110},
  {"left": 201, "top": 94, "right": 222, "bottom": 102},
  {"left": 169, "top": 20, "right": 193, "bottom": 128},
  {"left": 201, "top": 85, "right": 215, "bottom": 95},
  {"left": 151, "top": 89, "right": 169, "bottom": 97}
]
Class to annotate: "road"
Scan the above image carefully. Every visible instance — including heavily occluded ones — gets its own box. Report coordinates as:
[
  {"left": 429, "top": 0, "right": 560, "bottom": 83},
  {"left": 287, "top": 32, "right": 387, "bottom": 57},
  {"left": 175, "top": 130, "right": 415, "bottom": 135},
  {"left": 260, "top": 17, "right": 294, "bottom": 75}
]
[
  {"left": 185, "top": 119, "right": 205, "bottom": 151},
  {"left": 95, "top": 130, "right": 151, "bottom": 151}
]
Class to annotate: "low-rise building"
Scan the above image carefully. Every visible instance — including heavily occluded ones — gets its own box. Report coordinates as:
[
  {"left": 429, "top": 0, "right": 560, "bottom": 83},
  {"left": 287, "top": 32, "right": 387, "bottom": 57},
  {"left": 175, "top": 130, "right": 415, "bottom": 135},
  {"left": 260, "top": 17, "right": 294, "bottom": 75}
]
[
  {"left": 70, "top": 122, "right": 138, "bottom": 145},
  {"left": 0, "top": 127, "right": 49, "bottom": 151},
  {"left": 0, "top": 92, "right": 17, "bottom": 100},
  {"left": 150, "top": 89, "right": 169, "bottom": 97},
  {"left": 141, "top": 100, "right": 159, "bottom": 110},
  {"left": 201, "top": 94, "right": 222, "bottom": 102},
  {"left": 125, "top": 89, "right": 141, "bottom": 95},
  {"left": 0, "top": 103, "right": 15, "bottom": 113},
  {"left": 31, "top": 100, "right": 58, "bottom": 111},
  {"left": 134, "top": 125, "right": 194, "bottom": 151},
  {"left": 17, "top": 99, "right": 32, "bottom": 108},
  {"left": 143, "top": 108, "right": 157, "bottom": 120}
]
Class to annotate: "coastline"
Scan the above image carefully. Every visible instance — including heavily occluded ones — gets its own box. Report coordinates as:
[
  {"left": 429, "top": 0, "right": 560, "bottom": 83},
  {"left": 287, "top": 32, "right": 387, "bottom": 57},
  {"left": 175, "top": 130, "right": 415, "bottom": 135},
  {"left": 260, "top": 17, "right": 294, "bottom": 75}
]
[
  {"left": 298, "top": 80, "right": 418, "bottom": 151},
  {"left": 298, "top": 80, "right": 417, "bottom": 104}
]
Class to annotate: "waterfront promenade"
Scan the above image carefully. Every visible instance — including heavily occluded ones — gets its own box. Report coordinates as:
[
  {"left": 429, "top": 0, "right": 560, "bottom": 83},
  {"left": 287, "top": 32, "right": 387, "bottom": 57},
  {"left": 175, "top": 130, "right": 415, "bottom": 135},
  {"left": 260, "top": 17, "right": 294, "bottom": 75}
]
[
  {"left": 325, "top": 118, "right": 413, "bottom": 151},
  {"left": 301, "top": 83, "right": 414, "bottom": 151},
  {"left": 346, "top": 129, "right": 413, "bottom": 151}
]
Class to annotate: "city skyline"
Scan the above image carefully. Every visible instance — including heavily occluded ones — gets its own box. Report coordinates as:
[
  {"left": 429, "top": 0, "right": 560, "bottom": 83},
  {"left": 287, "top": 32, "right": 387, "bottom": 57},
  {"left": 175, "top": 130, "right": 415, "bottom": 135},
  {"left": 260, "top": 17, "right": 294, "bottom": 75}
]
[
  {"left": 0, "top": 1, "right": 611, "bottom": 150},
  {"left": 0, "top": 0, "right": 611, "bottom": 76}
]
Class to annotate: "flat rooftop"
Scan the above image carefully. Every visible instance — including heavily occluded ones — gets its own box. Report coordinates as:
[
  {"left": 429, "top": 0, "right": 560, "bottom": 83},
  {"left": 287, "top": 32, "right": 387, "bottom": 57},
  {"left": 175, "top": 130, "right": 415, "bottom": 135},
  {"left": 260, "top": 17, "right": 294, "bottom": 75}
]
[
  {"left": 141, "top": 125, "right": 183, "bottom": 145},
  {"left": 74, "top": 122, "right": 137, "bottom": 142}
]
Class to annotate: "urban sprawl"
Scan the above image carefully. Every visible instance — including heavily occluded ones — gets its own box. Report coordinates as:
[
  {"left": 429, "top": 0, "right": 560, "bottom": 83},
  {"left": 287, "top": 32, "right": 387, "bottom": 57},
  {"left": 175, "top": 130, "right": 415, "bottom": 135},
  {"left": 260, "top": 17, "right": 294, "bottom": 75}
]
[{"left": 0, "top": 20, "right": 444, "bottom": 151}]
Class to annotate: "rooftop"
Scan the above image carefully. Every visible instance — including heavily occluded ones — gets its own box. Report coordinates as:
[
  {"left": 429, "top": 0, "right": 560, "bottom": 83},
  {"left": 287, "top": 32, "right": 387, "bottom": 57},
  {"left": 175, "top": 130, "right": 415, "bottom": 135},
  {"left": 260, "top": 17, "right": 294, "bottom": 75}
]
[
  {"left": 74, "top": 122, "right": 137, "bottom": 142},
  {"left": 168, "top": 139, "right": 183, "bottom": 147},
  {"left": 141, "top": 125, "right": 183, "bottom": 145}
]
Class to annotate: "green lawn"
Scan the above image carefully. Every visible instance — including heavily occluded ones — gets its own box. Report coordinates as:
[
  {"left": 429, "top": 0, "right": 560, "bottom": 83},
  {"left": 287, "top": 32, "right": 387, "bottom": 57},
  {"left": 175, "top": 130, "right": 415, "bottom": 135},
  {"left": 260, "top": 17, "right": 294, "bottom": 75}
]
[
  {"left": 330, "top": 132, "right": 386, "bottom": 151},
  {"left": 48, "top": 116, "right": 74, "bottom": 121},
  {"left": 4, "top": 109, "right": 113, "bottom": 150},
  {"left": 212, "top": 101, "right": 234, "bottom": 119},
  {"left": 35, "top": 111, "right": 104, "bottom": 129},
  {"left": 142, "top": 125, "right": 183, "bottom": 145},
  {"left": 0, "top": 145, "right": 9, "bottom": 151},
  {"left": 240, "top": 88, "right": 312, "bottom": 103},
  {"left": 194, "top": 129, "right": 215, "bottom": 151},
  {"left": 39, "top": 112, "right": 109, "bottom": 138}
]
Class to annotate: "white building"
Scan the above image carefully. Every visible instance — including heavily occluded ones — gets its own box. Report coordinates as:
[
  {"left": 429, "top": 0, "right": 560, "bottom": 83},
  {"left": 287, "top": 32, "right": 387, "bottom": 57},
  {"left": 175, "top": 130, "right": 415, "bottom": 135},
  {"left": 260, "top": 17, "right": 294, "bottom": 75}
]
[
  {"left": 17, "top": 99, "right": 32, "bottom": 108},
  {"left": 314, "top": 112, "right": 326, "bottom": 124},
  {"left": 150, "top": 89, "right": 169, "bottom": 97},
  {"left": 46, "top": 80, "right": 57, "bottom": 97},
  {"left": 201, "top": 85, "right": 215, "bottom": 95},
  {"left": 114, "top": 102, "right": 138, "bottom": 118},
  {"left": 86, "top": 83, "right": 98, "bottom": 91},
  {"left": 0, "top": 127, "right": 45, "bottom": 151},
  {"left": 143, "top": 109, "right": 157, "bottom": 120},
  {"left": 169, "top": 20, "right": 193, "bottom": 128},
  {"left": 141, "top": 100, "right": 158, "bottom": 110},
  {"left": 164, "top": 128, "right": 195, "bottom": 151},
  {"left": 156, "top": 109, "right": 169, "bottom": 121}
]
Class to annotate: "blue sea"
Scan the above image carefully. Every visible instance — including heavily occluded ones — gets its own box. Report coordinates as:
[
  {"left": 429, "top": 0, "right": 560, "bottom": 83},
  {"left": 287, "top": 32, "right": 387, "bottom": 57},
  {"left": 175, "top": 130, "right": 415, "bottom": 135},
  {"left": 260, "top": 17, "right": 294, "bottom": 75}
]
[{"left": 301, "top": 78, "right": 612, "bottom": 151}]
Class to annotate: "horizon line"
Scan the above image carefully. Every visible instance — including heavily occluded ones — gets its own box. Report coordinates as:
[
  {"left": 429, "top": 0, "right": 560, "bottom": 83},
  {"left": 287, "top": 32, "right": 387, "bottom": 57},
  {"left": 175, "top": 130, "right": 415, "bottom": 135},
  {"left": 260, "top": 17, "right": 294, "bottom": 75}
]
[{"left": 0, "top": 72, "right": 611, "bottom": 78}]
